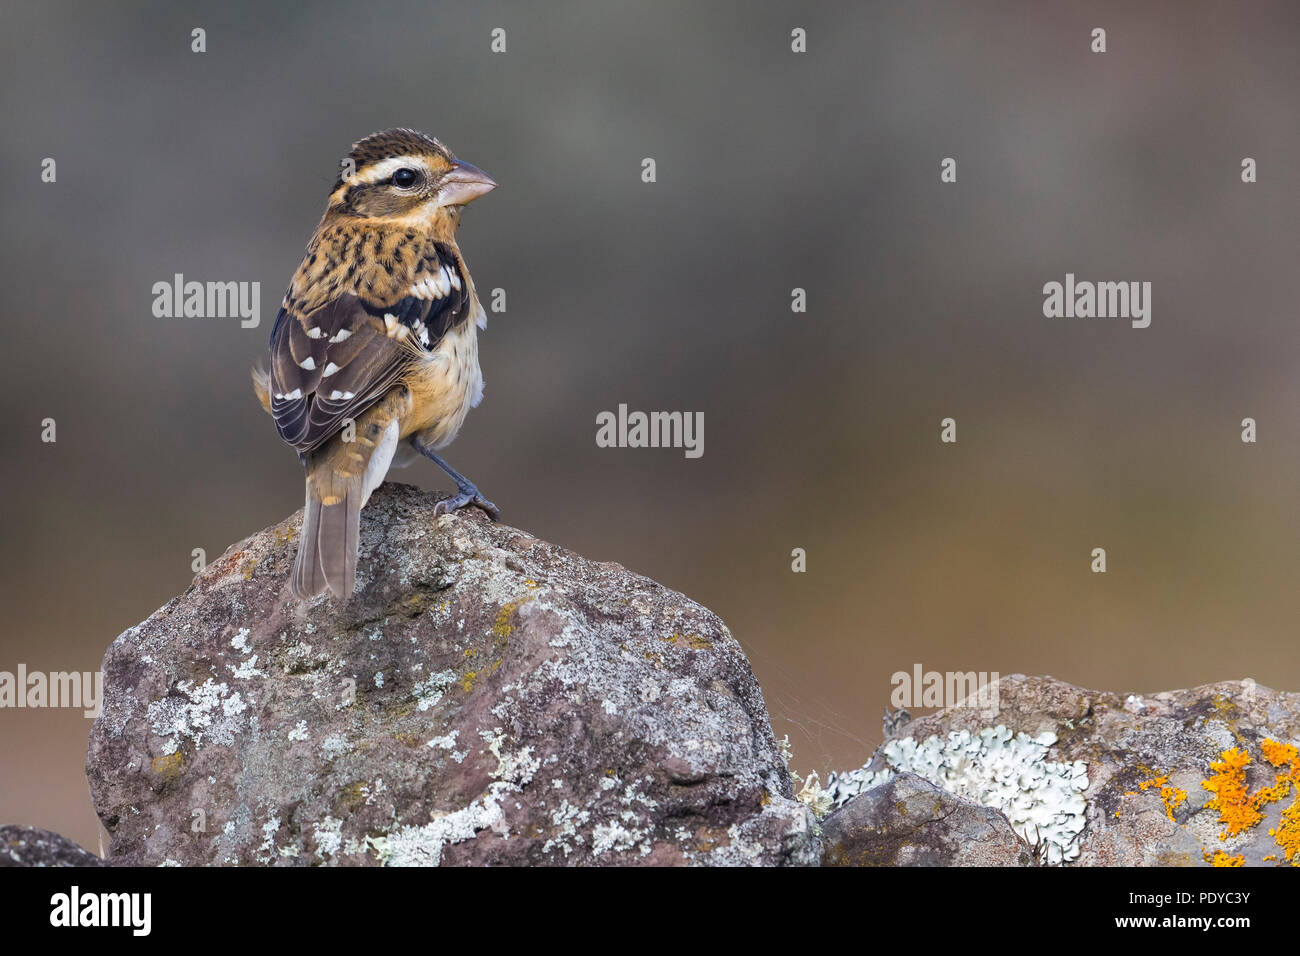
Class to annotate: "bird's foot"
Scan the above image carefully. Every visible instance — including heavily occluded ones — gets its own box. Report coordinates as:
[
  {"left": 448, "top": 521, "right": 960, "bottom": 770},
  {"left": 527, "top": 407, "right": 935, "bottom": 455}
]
[
  {"left": 433, "top": 484, "right": 499, "bottom": 520},
  {"left": 411, "top": 442, "right": 499, "bottom": 520}
]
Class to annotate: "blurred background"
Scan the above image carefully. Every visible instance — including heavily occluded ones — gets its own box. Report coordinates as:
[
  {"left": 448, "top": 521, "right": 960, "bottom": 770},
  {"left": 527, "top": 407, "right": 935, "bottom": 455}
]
[{"left": 1, "top": 1, "right": 1298, "bottom": 853}]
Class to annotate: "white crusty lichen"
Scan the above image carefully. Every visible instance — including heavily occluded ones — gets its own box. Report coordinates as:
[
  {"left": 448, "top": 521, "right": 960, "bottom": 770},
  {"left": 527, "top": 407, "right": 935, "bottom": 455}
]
[
  {"left": 822, "top": 765, "right": 894, "bottom": 805},
  {"left": 230, "top": 654, "right": 264, "bottom": 679},
  {"left": 320, "top": 733, "right": 352, "bottom": 760},
  {"left": 591, "top": 820, "right": 649, "bottom": 856},
  {"left": 145, "top": 678, "right": 248, "bottom": 754},
  {"left": 313, "top": 816, "right": 343, "bottom": 859},
  {"left": 256, "top": 817, "right": 281, "bottom": 863},
  {"left": 542, "top": 799, "right": 591, "bottom": 857},
  {"left": 426, "top": 730, "right": 468, "bottom": 763},
  {"left": 412, "top": 670, "right": 458, "bottom": 711},
  {"left": 825, "top": 725, "right": 1089, "bottom": 864},
  {"left": 230, "top": 628, "right": 251, "bottom": 654},
  {"left": 368, "top": 729, "right": 540, "bottom": 867}
]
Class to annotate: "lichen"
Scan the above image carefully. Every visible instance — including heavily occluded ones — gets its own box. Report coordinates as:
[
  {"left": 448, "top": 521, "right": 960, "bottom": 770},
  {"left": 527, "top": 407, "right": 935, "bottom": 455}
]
[
  {"left": 1201, "top": 738, "right": 1300, "bottom": 864},
  {"left": 145, "top": 678, "right": 248, "bottom": 754},
  {"left": 369, "top": 730, "right": 541, "bottom": 867},
  {"left": 1127, "top": 774, "right": 1187, "bottom": 822},
  {"left": 150, "top": 752, "right": 184, "bottom": 782},
  {"left": 1205, "top": 849, "right": 1245, "bottom": 867},
  {"left": 825, "top": 725, "right": 1089, "bottom": 864},
  {"left": 794, "top": 770, "right": 833, "bottom": 817},
  {"left": 426, "top": 731, "right": 467, "bottom": 763},
  {"left": 661, "top": 632, "right": 713, "bottom": 650},
  {"left": 313, "top": 816, "right": 343, "bottom": 859},
  {"left": 1203, "top": 747, "right": 1257, "bottom": 836},
  {"left": 492, "top": 597, "right": 532, "bottom": 639},
  {"left": 412, "top": 670, "right": 457, "bottom": 711}
]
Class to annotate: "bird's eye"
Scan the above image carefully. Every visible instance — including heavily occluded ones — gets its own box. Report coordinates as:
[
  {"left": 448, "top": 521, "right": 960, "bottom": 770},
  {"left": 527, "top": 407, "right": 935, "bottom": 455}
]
[{"left": 392, "top": 168, "right": 419, "bottom": 188}]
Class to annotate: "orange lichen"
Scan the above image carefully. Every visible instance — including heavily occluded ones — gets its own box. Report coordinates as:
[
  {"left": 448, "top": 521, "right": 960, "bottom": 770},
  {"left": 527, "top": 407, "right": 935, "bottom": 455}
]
[
  {"left": 1202, "top": 748, "right": 1258, "bottom": 836},
  {"left": 1201, "top": 739, "right": 1300, "bottom": 864},
  {"left": 1260, "top": 740, "right": 1300, "bottom": 863},
  {"left": 1261, "top": 739, "right": 1299, "bottom": 772},
  {"left": 1131, "top": 774, "right": 1187, "bottom": 822},
  {"left": 1161, "top": 784, "right": 1188, "bottom": 820},
  {"left": 491, "top": 594, "right": 535, "bottom": 640},
  {"left": 1205, "top": 849, "right": 1245, "bottom": 867}
]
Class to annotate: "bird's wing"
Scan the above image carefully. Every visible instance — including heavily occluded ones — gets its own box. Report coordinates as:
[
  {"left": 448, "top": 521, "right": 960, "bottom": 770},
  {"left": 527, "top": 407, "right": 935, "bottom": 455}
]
[
  {"left": 406, "top": 242, "right": 475, "bottom": 344},
  {"left": 269, "top": 294, "right": 409, "bottom": 455},
  {"left": 268, "top": 249, "right": 473, "bottom": 455}
]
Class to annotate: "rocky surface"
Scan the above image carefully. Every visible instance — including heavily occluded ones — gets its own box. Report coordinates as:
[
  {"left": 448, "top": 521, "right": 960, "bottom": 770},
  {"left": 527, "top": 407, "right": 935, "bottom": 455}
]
[
  {"left": 0, "top": 825, "right": 105, "bottom": 867},
  {"left": 70, "top": 481, "right": 1300, "bottom": 868},
  {"left": 818, "top": 674, "right": 1300, "bottom": 867},
  {"left": 86, "top": 483, "right": 817, "bottom": 866},
  {"left": 820, "top": 772, "right": 1036, "bottom": 866}
]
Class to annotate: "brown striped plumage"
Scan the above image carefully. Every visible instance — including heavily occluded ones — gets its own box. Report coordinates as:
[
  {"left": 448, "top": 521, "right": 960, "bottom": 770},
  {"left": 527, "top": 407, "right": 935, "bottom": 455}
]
[{"left": 252, "top": 128, "right": 498, "bottom": 601}]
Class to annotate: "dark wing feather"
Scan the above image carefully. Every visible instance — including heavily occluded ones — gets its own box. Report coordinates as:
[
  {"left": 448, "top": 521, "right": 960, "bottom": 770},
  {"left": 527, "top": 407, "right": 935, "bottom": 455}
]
[
  {"left": 267, "top": 244, "right": 473, "bottom": 455},
  {"left": 418, "top": 244, "right": 473, "bottom": 343},
  {"left": 269, "top": 295, "right": 410, "bottom": 454}
]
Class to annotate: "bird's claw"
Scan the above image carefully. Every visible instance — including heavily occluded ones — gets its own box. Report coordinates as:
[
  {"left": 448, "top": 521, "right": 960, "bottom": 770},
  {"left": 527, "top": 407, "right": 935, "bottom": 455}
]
[{"left": 434, "top": 488, "right": 499, "bottom": 520}]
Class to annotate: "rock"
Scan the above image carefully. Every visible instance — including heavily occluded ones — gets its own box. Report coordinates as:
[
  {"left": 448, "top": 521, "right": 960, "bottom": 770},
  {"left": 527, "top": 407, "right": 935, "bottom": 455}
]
[
  {"left": 87, "top": 483, "right": 817, "bottom": 866},
  {"left": 0, "top": 826, "right": 105, "bottom": 867},
  {"left": 821, "top": 773, "right": 1036, "bottom": 866},
  {"left": 822, "top": 674, "right": 1300, "bottom": 867}
]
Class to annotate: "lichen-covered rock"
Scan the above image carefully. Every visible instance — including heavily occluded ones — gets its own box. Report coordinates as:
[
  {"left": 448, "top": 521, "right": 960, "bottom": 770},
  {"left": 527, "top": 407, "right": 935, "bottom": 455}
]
[
  {"left": 826, "top": 722, "right": 1089, "bottom": 863},
  {"left": 823, "top": 674, "right": 1300, "bottom": 867},
  {"left": 0, "top": 826, "right": 105, "bottom": 867},
  {"left": 87, "top": 483, "right": 817, "bottom": 866},
  {"left": 821, "top": 773, "right": 1036, "bottom": 867}
]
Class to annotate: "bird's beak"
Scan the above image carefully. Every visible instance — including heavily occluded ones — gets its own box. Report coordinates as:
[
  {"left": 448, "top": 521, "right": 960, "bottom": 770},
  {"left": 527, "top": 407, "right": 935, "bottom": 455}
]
[{"left": 439, "top": 160, "right": 497, "bottom": 207}]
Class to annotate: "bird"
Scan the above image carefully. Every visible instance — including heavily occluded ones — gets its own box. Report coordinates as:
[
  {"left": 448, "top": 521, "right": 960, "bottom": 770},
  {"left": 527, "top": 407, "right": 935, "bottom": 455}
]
[{"left": 252, "top": 128, "right": 498, "bottom": 601}]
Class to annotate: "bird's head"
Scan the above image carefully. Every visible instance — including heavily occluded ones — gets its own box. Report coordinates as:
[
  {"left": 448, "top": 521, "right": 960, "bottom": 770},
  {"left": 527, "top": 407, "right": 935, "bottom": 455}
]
[{"left": 325, "top": 128, "right": 496, "bottom": 231}]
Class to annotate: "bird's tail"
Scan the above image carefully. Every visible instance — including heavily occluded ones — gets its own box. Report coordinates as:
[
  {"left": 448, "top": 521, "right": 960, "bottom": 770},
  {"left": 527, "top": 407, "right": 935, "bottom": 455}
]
[
  {"left": 291, "top": 396, "right": 407, "bottom": 601},
  {"left": 293, "top": 466, "right": 364, "bottom": 601},
  {"left": 291, "top": 479, "right": 332, "bottom": 600}
]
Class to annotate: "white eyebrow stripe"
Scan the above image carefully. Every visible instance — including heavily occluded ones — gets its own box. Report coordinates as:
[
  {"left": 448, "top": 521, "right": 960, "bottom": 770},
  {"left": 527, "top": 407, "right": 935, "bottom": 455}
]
[{"left": 346, "top": 155, "right": 434, "bottom": 186}]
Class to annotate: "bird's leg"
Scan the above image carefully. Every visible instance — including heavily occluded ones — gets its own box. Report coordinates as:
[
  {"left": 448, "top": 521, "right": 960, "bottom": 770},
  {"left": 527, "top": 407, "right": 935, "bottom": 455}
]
[{"left": 411, "top": 437, "right": 499, "bottom": 520}]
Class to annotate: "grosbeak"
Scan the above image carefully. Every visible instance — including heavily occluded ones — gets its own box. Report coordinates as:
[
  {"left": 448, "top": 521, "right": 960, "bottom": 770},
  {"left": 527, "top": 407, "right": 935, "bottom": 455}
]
[{"left": 252, "top": 128, "right": 498, "bottom": 600}]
